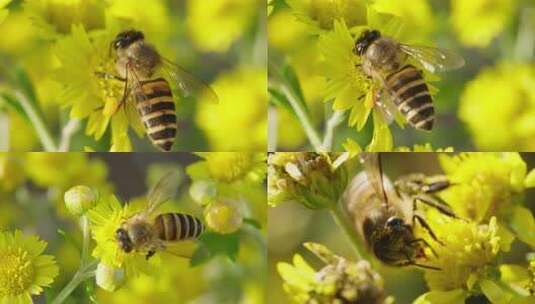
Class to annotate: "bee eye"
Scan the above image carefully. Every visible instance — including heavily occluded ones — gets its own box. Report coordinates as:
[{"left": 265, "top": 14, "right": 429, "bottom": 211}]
[{"left": 386, "top": 217, "right": 404, "bottom": 228}]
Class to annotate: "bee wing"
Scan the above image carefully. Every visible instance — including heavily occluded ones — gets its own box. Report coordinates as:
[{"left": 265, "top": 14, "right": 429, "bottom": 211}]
[
  {"left": 160, "top": 57, "right": 219, "bottom": 104},
  {"left": 399, "top": 44, "right": 465, "bottom": 73},
  {"left": 145, "top": 171, "right": 180, "bottom": 215},
  {"left": 359, "top": 153, "right": 390, "bottom": 205},
  {"left": 374, "top": 89, "right": 397, "bottom": 126}
]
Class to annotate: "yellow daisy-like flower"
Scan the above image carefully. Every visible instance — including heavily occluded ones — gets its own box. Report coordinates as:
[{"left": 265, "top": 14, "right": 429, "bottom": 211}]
[
  {"left": 277, "top": 242, "right": 390, "bottom": 304},
  {"left": 459, "top": 63, "right": 535, "bottom": 151},
  {"left": 451, "top": 0, "right": 517, "bottom": 48},
  {"left": 286, "top": 0, "right": 367, "bottom": 32},
  {"left": 0, "top": 230, "right": 59, "bottom": 304},
  {"left": 438, "top": 153, "right": 530, "bottom": 222},
  {"left": 194, "top": 152, "right": 267, "bottom": 184},
  {"left": 186, "top": 0, "right": 258, "bottom": 52},
  {"left": 318, "top": 16, "right": 407, "bottom": 151},
  {"left": 195, "top": 68, "right": 267, "bottom": 151},
  {"left": 88, "top": 195, "right": 150, "bottom": 277},
  {"left": 420, "top": 215, "right": 510, "bottom": 291},
  {"left": 52, "top": 24, "right": 145, "bottom": 152},
  {"left": 23, "top": 0, "right": 106, "bottom": 37},
  {"left": 24, "top": 152, "right": 108, "bottom": 190}
]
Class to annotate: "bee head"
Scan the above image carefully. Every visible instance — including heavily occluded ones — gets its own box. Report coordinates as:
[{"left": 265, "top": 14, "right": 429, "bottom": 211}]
[
  {"left": 385, "top": 217, "right": 406, "bottom": 232},
  {"left": 353, "top": 29, "right": 381, "bottom": 56},
  {"left": 112, "top": 29, "right": 145, "bottom": 50},
  {"left": 115, "top": 228, "right": 133, "bottom": 253}
]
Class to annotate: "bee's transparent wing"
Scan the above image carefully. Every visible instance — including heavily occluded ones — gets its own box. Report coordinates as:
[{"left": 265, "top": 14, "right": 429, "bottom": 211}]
[
  {"left": 399, "top": 44, "right": 465, "bottom": 73},
  {"left": 359, "top": 153, "right": 389, "bottom": 205},
  {"left": 145, "top": 171, "right": 180, "bottom": 215},
  {"left": 373, "top": 89, "right": 396, "bottom": 126},
  {"left": 160, "top": 57, "right": 219, "bottom": 104}
]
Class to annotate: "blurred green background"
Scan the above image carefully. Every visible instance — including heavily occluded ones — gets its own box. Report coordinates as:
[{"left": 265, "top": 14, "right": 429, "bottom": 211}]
[
  {"left": 0, "top": 152, "right": 267, "bottom": 303},
  {"left": 268, "top": 0, "right": 535, "bottom": 151},
  {"left": 0, "top": 0, "right": 266, "bottom": 152},
  {"left": 267, "top": 153, "right": 535, "bottom": 303}
]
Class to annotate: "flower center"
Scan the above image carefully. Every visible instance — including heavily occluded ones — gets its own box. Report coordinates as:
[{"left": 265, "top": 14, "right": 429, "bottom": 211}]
[
  {"left": 0, "top": 246, "right": 35, "bottom": 296},
  {"left": 207, "top": 153, "right": 253, "bottom": 183}
]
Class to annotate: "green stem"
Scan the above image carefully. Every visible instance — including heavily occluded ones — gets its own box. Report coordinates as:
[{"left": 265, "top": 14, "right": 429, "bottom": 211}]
[
  {"left": 280, "top": 85, "right": 322, "bottom": 151},
  {"left": 51, "top": 260, "right": 98, "bottom": 304},
  {"left": 322, "top": 111, "right": 345, "bottom": 151},
  {"left": 329, "top": 201, "right": 366, "bottom": 260},
  {"left": 15, "top": 91, "right": 57, "bottom": 151},
  {"left": 52, "top": 215, "right": 95, "bottom": 304}
]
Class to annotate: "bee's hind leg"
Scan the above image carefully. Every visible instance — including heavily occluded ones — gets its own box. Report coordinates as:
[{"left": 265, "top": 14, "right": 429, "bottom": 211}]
[{"left": 413, "top": 194, "right": 457, "bottom": 218}]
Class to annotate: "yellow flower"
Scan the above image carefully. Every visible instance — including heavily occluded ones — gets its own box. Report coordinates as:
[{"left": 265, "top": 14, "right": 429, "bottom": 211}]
[
  {"left": 438, "top": 153, "right": 528, "bottom": 222},
  {"left": 286, "top": 0, "right": 367, "bottom": 32},
  {"left": 268, "top": 152, "right": 356, "bottom": 208},
  {"left": 0, "top": 230, "right": 59, "bottom": 304},
  {"left": 372, "top": 0, "right": 434, "bottom": 42},
  {"left": 87, "top": 195, "right": 150, "bottom": 277},
  {"left": 195, "top": 68, "right": 267, "bottom": 151},
  {"left": 186, "top": 0, "right": 258, "bottom": 52},
  {"left": 420, "top": 215, "right": 510, "bottom": 291},
  {"left": 24, "top": 152, "right": 108, "bottom": 190},
  {"left": 277, "top": 242, "right": 390, "bottom": 304},
  {"left": 459, "top": 63, "right": 535, "bottom": 150},
  {"left": 318, "top": 17, "right": 406, "bottom": 151},
  {"left": 451, "top": 0, "right": 517, "bottom": 47},
  {"left": 194, "top": 152, "right": 266, "bottom": 184},
  {"left": 52, "top": 24, "right": 145, "bottom": 152},
  {"left": 23, "top": 0, "right": 106, "bottom": 37},
  {"left": 395, "top": 143, "right": 454, "bottom": 152}
]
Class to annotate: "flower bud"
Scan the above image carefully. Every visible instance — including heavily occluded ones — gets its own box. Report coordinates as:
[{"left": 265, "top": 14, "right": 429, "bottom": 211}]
[
  {"left": 96, "top": 262, "right": 125, "bottom": 292},
  {"left": 268, "top": 152, "right": 356, "bottom": 209},
  {"left": 189, "top": 180, "right": 217, "bottom": 206},
  {"left": 64, "top": 185, "right": 97, "bottom": 216},
  {"left": 205, "top": 199, "right": 243, "bottom": 234}
]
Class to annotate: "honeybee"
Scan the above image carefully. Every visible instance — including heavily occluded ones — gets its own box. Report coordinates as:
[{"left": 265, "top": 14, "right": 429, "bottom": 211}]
[
  {"left": 353, "top": 29, "right": 465, "bottom": 131},
  {"left": 343, "top": 153, "right": 456, "bottom": 269},
  {"left": 115, "top": 172, "right": 205, "bottom": 260},
  {"left": 100, "top": 29, "right": 218, "bottom": 151}
]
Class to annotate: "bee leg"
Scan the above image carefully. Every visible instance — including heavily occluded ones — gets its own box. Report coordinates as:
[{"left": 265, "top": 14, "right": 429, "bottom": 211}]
[
  {"left": 414, "top": 194, "right": 457, "bottom": 218},
  {"left": 94, "top": 71, "right": 126, "bottom": 82},
  {"left": 357, "top": 93, "right": 366, "bottom": 101},
  {"left": 412, "top": 214, "right": 444, "bottom": 246},
  {"left": 422, "top": 178, "right": 450, "bottom": 193},
  {"left": 399, "top": 252, "right": 441, "bottom": 270},
  {"left": 145, "top": 250, "right": 156, "bottom": 260},
  {"left": 409, "top": 238, "right": 439, "bottom": 258}
]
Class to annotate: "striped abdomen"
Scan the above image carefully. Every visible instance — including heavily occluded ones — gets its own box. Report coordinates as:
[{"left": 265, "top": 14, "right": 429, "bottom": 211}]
[
  {"left": 385, "top": 65, "right": 434, "bottom": 131},
  {"left": 133, "top": 77, "right": 177, "bottom": 151},
  {"left": 153, "top": 213, "right": 204, "bottom": 242}
]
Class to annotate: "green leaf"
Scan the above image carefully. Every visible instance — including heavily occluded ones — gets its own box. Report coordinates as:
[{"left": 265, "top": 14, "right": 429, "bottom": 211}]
[
  {"left": 0, "top": 91, "right": 29, "bottom": 121},
  {"left": 524, "top": 169, "right": 535, "bottom": 188},
  {"left": 509, "top": 206, "right": 535, "bottom": 248},
  {"left": 268, "top": 86, "right": 295, "bottom": 117},
  {"left": 190, "top": 232, "right": 240, "bottom": 266}
]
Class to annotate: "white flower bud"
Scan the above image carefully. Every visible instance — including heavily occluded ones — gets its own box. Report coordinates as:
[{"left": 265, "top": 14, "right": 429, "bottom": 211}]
[
  {"left": 64, "top": 185, "right": 97, "bottom": 216},
  {"left": 189, "top": 180, "right": 217, "bottom": 206},
  {"left": 96, "top": 262, "right": 125, "bottom": 292}
]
